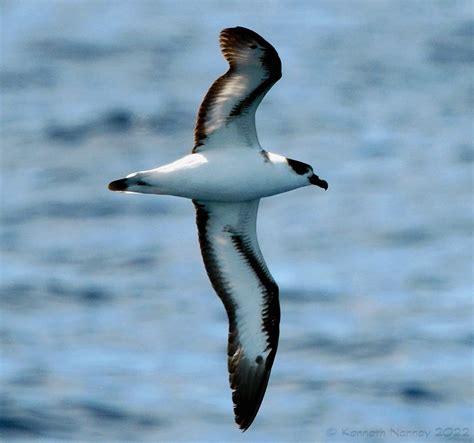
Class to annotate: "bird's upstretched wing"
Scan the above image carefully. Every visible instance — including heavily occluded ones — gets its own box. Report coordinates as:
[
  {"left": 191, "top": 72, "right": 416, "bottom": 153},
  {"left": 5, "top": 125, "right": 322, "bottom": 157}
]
[
  {"left": 193, "top": 27, "right": 282, "bottom": 152},
  {"left": 193, "top": 199, "right": 280, "bottom": 430}
]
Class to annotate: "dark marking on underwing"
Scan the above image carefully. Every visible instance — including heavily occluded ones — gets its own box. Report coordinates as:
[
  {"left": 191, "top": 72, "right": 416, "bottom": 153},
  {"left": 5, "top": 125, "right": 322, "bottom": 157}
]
[
  {"left": 227, "top": 231, "right": 280, "bottom": 430},
  {"left": 193, "top": 27, "right": 282, "bottom": 152},
  {"left": 193, "top": 202, "right": 239, "bottom": 357},
  {"left": 228, "top": 232, "right": 280, "bottom": 354},
  {"left": 260, "top": 150, "right": 270, "bottom": 162},
  {"left": 228, "top": 78, "right": 275, "bottom": 118},
  {"left": 193, "top": 71, "right": 234, "bottom": 150},
  {"left": 193, "top": 199, "right": 280, "bottom": 431}
]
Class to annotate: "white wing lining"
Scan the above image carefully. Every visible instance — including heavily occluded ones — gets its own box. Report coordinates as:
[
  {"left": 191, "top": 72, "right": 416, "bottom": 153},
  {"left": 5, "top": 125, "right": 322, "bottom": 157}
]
[
  {"left": 193, "top": 27, "right": 282, "bottom": 151},
  {"left": 193, "top": 199, "right": 280, "bottom": 430}
]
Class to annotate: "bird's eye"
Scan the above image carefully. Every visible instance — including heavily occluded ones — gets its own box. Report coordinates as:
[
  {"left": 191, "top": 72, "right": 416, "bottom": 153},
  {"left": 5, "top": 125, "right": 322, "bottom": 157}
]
[{"left": 249, "top": 44, "right": 257, "bottom": 49}]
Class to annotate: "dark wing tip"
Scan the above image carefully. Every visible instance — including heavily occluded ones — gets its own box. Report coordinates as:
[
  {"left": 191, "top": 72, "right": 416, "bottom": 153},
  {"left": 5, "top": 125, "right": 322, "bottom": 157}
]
[
  {"left": 219, "top": 26, "right": 282, "bottom": 78},
  {"left": 229, "top": 354, "right": 274, "bottom": 431},
  {"left": 220, "top": 26, "right": 269, "bottom": 44}
]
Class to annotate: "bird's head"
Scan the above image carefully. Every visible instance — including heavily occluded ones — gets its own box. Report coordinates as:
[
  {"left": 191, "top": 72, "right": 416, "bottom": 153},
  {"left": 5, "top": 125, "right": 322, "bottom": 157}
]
[{"left": 286, "top": 158, "right": 328, "bottom": 190}]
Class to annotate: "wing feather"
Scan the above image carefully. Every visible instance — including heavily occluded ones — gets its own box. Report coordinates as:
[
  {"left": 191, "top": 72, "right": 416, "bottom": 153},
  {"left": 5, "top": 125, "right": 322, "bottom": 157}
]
[
  {"left": 193, "top": 27, "right": 282, "bottom": 152},
  {"left": 193, "top": 199, "right": 280, "bottom": 431}
]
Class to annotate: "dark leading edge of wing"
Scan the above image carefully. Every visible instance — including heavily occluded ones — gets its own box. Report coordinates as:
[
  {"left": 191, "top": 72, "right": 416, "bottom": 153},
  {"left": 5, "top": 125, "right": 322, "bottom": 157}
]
[
  {"left": 193, "top": 27, "right": 282, "bottom": 151},
  {"left": 193, "top": 200, "right": 280, "bottom": 431}
]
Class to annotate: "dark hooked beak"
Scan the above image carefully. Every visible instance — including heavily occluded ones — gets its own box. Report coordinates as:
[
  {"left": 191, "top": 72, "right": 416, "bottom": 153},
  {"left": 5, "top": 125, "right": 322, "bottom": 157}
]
[
  {"left": 108, "top": 178, "right": 129, "bottom": 191},
  {"left": 309, "top": 174, "right": 328, "bottom": 190}
]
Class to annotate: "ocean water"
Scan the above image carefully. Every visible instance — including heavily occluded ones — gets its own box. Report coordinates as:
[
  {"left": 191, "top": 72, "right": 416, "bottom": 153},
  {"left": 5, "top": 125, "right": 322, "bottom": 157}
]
[{"left": 1, "top": 1, "right": 473, "bottom": 442}]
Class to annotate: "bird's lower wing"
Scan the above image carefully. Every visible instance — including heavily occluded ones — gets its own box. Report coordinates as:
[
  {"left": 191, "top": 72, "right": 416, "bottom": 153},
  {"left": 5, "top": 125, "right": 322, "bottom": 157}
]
[{"left": 193, "top": 199, "right": 280, "bottom": 430}]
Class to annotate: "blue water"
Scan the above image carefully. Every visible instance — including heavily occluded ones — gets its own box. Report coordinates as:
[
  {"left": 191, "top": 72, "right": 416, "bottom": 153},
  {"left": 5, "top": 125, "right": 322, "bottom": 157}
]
[{"left": 1, "top": 1, "right": 473, "bottom": 441}]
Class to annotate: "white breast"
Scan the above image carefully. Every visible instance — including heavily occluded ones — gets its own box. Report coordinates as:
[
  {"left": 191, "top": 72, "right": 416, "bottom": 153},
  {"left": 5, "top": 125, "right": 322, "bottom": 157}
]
[{"left": 139, "top": 150, "right": 309, "bottom": 201}]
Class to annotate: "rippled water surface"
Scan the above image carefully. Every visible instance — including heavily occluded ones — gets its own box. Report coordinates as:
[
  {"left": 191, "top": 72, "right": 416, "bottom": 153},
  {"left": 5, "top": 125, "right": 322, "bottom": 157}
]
[{"left": 1, "top": 1, "right": 473, "bottom": 442}]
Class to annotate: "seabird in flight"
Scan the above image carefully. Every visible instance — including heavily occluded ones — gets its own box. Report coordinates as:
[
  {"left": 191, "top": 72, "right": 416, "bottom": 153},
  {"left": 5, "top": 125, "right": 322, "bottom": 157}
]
[{"left": 108, "top": 26, "right": 328, "bottom": 431}]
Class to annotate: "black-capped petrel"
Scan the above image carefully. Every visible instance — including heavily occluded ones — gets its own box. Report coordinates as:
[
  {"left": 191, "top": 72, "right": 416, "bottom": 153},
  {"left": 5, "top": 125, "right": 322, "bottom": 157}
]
[{"left": 108, "top": 26, "right": 328, "bottom": 431}]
